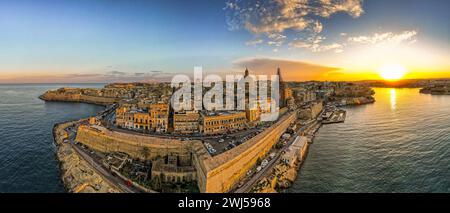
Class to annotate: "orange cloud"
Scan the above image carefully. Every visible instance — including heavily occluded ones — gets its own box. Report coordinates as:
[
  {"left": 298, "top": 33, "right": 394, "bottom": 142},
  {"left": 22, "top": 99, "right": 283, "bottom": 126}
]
[{"left": 233, "top": 57, "right": 341, "bottom": 81}]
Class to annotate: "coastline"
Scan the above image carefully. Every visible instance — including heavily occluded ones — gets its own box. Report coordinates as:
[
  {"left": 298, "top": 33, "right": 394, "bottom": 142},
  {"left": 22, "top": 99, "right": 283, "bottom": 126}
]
[
  {"left": 44, "top": 88, "right": 375, "bottom": 193},
  {"left": 252, "top": 100, "right": 372, "bottom": 193},
  {"left": 39, "top": 90, "right": 117, "bottom": 106},
  {"left": 419, "top": 90, "right": 450, "bottom": 95},
  {"left": 252, "top": 122, "right": 322, "bottom": 193},
  {"left": 52, "top": 118, "right": 119, "bottom": 193}
]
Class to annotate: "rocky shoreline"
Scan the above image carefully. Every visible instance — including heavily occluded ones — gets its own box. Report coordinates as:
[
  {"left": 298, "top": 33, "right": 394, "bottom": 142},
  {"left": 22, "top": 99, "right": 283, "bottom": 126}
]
[
  {"left": 419, "top": 87, "right": 450, "bottom": 95},
  {"left": 252, "top": 123, "right": 322, "bottom": 193},
  {"left": 53, "top": 120, "right": 118, "bottom": 193}
]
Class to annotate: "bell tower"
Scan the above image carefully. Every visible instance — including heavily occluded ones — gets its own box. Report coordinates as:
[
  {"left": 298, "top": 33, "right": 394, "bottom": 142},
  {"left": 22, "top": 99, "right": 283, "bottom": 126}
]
[{"left": 277, "top": 67, "right": 286, "bottom": 108}]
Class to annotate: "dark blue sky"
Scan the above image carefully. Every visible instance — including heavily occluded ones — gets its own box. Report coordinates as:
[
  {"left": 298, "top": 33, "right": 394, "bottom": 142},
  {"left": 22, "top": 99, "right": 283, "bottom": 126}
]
[{"left": 0, "top": 0, "right": 448, "bottom": 82}]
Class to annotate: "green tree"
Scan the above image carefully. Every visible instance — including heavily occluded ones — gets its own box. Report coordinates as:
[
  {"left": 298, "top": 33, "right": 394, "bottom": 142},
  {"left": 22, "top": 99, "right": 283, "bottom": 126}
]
[
  {"left": 150, "top": 175, "right": 162, "bottom": 191},
  {"left": 140, "top": 147, "right": 150, "bottom": 160}
]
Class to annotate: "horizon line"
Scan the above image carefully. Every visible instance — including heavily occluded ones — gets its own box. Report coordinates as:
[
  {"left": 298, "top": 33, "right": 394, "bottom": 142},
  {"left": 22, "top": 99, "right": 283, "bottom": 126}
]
[{"left": 1, "top": 77, "right": 450, "bottom": 85}]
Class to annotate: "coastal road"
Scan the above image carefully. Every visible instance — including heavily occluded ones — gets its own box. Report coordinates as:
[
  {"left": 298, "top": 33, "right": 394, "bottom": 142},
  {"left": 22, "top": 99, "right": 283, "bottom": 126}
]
[
  {"left": 234, "top": 150, "right": 283, "bottom": 193},
  {"left": 71, "top": 144, "right": 140, "bottom": 193},
  {"left": 234, "top": 125, "right": 303, "bottom": 193},
  {"left": 234, "top": 120, "right": 318, "bottom": 193},
  {"left": 67, "top": 126, "right": 145, "bottom": 193}
]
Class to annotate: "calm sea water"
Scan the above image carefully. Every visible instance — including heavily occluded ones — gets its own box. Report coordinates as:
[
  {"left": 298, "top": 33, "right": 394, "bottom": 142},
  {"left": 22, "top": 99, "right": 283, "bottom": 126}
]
[
  {"left": 1, "top": 86, "right": 449, "bottom": 192},
  {"left": 0, "top": 84, "right": 105, "bottom": 192},
  {"left": 290, "top": 88, "right": 450, "bottom": 192}
]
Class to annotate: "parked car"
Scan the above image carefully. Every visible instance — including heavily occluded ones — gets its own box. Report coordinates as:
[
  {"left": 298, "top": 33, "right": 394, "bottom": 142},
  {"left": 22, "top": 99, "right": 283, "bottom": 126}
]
[
  {"left": 256, "top": 166, "right": 262, "bottom": 173},
  {"left": 269, "top": 153, "right": 276, "bottom": 159},
  {"left": 261, "top": 159, "right": 269, "bottom": 168}
]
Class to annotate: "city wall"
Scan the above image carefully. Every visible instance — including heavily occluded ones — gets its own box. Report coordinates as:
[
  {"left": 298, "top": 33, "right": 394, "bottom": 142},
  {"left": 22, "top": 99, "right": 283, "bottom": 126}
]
[
  {"left": 75, "top": 112, "right": 296, "bottom": 193},
  {"left": 40, "top": 91, "right": 118, "bottom": 106},
  {"left": 202, "top": 112, "right": 297, "bottom": 192},
  {"left": 75, "top": 126, "right": 196, "bottom": 160},
  {"left": 75, "top": 125, "right": 210, "bottom": 191}
]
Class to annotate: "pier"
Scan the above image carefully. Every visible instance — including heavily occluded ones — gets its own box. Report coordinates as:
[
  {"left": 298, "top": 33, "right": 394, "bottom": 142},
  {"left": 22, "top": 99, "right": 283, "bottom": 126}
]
[{"left": 320, "top": 107, "right": 346, "bottom": 124}]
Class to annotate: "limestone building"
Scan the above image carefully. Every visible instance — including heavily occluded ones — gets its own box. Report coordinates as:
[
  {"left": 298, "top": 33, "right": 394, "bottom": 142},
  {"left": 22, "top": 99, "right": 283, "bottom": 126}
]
[
  {"left": 173, "top": 111, "right": 201, "bottom": 134},
  {"left": 200, "top": 111, "right": 247, "bottom": 135}
]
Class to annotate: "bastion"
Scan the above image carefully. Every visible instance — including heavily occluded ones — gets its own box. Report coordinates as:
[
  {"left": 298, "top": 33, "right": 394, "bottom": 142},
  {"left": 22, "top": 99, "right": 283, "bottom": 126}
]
[
  {"left": 40, "top": 89, "right": 118, "bottom": 106},
  {"left": 75, "top": 112, "right": 297, "bottom": 193}
]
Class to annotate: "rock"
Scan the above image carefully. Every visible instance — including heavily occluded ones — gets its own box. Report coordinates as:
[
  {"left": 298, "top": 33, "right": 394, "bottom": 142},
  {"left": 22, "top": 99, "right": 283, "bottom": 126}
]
[
  {"left": 284, "top": 167, "right": 298, "bottom": 182},
  {"left": 53, "top": 121, "right": 119, "bottom": 193}
]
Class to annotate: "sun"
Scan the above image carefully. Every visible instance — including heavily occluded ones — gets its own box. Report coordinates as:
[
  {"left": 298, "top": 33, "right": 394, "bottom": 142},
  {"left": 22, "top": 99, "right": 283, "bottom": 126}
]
[{"left": 378, "top": 64, "right": 407, "bottom": 81}]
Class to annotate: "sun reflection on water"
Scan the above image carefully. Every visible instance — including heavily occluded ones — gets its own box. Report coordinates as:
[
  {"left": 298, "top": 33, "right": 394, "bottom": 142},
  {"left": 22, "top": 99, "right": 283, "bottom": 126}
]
[{"left": 390, "top": 89, "right": 397, "bottom": 110}]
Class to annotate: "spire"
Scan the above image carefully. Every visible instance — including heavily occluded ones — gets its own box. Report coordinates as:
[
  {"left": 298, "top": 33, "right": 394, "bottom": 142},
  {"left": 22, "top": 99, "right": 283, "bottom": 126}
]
[
  {"left": 244, "top": 67, "right": 249, "bottom": 78},
  {"left": 277, "top": 67, "right": 286, "bottom": 108},
  {"left": 277, "top": 67, "right": 283, "bottom": 82}
]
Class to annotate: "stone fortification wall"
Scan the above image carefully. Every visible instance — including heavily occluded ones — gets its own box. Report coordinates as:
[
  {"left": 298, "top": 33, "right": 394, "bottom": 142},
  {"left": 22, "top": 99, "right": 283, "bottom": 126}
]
[
  {"left": 202, "top": 112, "right": 297, "bottom": 192},
  {"left": 75, "top": 112, "right": 297, "bottom": 193},
  {"left": 76, "top": 125, "right": 195, "bottom": 159},
  {"left": 40, "top": 91, "right": 117, "bottom": 105},
  {"left": 75, "top": 125, "right": 210, "bottom": 192}
]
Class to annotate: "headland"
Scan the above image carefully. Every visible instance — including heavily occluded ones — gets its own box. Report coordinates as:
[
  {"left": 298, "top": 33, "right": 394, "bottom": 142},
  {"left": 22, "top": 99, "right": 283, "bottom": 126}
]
[{"left": 41, "top": 70, "right": 379, "bottom": 193}]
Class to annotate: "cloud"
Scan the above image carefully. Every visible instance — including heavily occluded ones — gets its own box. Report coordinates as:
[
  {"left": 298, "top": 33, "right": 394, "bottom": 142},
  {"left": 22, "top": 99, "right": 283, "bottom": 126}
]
[
  {"left": 101, "top": 70, "right": 174, "bottom": 82},
  {"left": 267, "top": 33, "right": 287, "bottom": 46},
  {"left": 65, "top": 73, "right": 103, "bottom": 78},
  {"left": 105, "top": 70, "right": 127, "bottom": 76},
  {"left": 317, "top": 0, "right": 364, "bottom": 18},
  {"left": 225, "top": 0, "right": 364, "bottom": 52},
  {"left": 288, "top": 30, "right": 418, "bottom": 53},
  {"left": 233, "top": 57, "right": 340, "bottom": 81},
  {"left": 245, "top": 38, "right": 264, "bottom": 46},
  {"left": 348, "top": 30, "right": 418, "bottom": 45},
  {"left": 290, "top": 35, "right": 344, "bottom": 53}
]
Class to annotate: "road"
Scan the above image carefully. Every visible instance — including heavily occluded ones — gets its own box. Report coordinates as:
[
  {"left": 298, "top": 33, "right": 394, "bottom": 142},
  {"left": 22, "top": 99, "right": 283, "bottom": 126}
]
[
  {"left": 97, "top": 104, "right": 304, "bottom": 192},
  {"left": 233, "top": 120, "right": 317, "bottom": 193},
  {"left": 67, "top": 125, "right": 144, "bottom": 193}
]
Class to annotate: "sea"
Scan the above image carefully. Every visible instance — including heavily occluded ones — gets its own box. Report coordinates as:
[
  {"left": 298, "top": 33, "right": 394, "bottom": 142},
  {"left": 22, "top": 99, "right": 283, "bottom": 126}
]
[
  {"left": 0, "top": 84, "right": 105, "bottom": 192},
  {"left": 289, "top": 88, "right": 450, "bottom": 192},
  {"left": 0, "top": 86, "right": 449, "bottom": 192}
]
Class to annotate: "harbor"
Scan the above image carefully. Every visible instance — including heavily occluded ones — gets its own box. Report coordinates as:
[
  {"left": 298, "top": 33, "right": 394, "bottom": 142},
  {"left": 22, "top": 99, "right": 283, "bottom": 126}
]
[
  {"left": 245, "top": 106, "right": 347, "bottom": 193},
  {"left": 320, "top": 106, "right": 347, "bottom": 124}
]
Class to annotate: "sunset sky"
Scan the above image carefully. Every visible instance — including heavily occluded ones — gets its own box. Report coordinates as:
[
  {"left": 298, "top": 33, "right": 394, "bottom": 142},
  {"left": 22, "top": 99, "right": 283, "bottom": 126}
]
[{"left": 0, "top": 0, "right": 449, "bottom": 83}]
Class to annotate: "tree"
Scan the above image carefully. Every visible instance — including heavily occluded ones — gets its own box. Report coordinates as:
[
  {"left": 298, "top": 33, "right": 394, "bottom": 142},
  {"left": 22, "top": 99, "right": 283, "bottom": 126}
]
[
  {"left": 141, "top": 147, "right": 150, "bottom": 160},
  {"left": 150, "top": 175, "right": 162, "bottom": 191}
]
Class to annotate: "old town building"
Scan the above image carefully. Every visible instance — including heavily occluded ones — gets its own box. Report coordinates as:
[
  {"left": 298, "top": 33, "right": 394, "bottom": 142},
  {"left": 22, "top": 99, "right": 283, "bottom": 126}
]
[
  {"left": 150, "top": 103, "right": 169, "bottom": 133},
  {"left": 133, "top": 112, "right": 152, "bottom": 130},
  {"left": 115, "top": 103, "right": 169, "bottom": 133},
  {"left": 173, "top": 111, "right": 201, "bottom": 134},
  {"left": 200, "top": 111, "right": 247, "bottom": 135}
]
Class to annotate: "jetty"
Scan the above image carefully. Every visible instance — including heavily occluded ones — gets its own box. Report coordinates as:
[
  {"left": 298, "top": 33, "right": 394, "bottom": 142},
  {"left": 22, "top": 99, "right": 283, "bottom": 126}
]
[{"left": 320, "top": 106, "right": 346, "bottom": 124}]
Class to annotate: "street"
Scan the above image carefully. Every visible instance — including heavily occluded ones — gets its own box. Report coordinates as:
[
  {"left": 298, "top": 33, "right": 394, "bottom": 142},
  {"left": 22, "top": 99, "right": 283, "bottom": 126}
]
[
  {"left": 233, "top": 120, "right": 316, "bottom": 193},
  {"left": 67, "top": 125, "right": 145, "bottom": 193}
]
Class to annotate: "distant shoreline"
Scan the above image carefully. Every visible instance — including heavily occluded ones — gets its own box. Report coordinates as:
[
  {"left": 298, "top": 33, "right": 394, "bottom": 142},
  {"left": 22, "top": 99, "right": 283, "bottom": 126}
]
[{"left": 1, "top": 77, "right": 449, "bottom": 85}]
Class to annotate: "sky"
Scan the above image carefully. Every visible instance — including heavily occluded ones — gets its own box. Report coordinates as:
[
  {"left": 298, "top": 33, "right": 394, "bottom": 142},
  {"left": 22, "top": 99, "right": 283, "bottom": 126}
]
[{"left": 0, "top": 0, "right": 449, "bottom": 83}]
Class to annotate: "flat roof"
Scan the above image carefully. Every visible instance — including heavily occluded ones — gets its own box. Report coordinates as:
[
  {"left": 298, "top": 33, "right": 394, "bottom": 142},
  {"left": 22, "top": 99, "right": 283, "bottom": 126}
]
[{"left": 201, "top": 110, "right": 245, "bottom": 116}]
